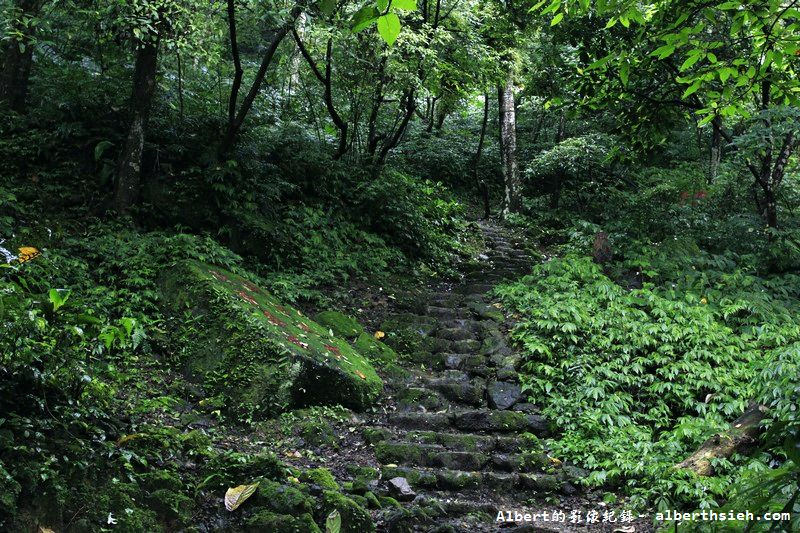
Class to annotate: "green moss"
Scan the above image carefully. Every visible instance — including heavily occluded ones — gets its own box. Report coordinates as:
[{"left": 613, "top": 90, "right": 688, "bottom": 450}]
[
  {"left": 361, "top": 427, "right": 390, "bottom": 445},
  {"left": 353, "top": 333, "right": 398, "bottom": 366},
  {"left": 137, "top": 471, "right": 183, "bottom": 493},
  {"left": 160, "top": 261, "right": 382, "bottom": 416},
  {"left": 145, "top": 489, "right": 194, "bottom": 524},
  {"left": 246, "top": 510, "right": 321, "bottom": 532},
  {"left": 298, "top": 419, "right": 337, "bottom": 448},
  {"left": 379, "top": 314, "right": 438, "bottom": 360},
  {"left": 364, "top": 491, "right": 381, "bottom": 509},
  {"left": 379, "top": 496, "right": 402, "bottom": 508},
  {"left": 320, "top": 490, "right": 375, "bottom": 533},
  {"left": 255, "top": 479, "right": 314, "bottom": 515},
  {"left": 314, "top": 311, "right": 364, "bottom": 339},
  {"left": 299, "top": 468, "right": 339, "bottom": 491},
  {"left": 180, "top": 429, "right": 212, "bottom": 452},
  {"left": 374, "top": 442, "right": 425, "bottom": 465}
]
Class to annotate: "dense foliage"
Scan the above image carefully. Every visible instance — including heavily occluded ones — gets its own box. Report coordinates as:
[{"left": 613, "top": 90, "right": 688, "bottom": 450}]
[{"left": 2, "top": 0, "right": 799, "bottom": 530}]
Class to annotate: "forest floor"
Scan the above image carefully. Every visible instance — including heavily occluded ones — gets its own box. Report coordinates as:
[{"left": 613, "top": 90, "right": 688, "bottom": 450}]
[{"left": 120, "top": 217, "right": 658, "bottom": 532}]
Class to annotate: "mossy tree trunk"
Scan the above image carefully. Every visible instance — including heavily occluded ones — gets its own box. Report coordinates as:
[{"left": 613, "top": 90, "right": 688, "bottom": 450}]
[
  {"left": 114, "top": 40, "right": 159, "bottom": 214},
  {"left": 498, "top": 76, "right": 520, "bottom": 215}
]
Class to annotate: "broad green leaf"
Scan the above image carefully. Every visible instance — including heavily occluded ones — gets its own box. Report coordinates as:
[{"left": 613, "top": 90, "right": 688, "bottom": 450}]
[
  {"left": 49, "top": 288, "right": 71, "bottom": 312},
  {"left": 377, "top": 0, "right": 388, "bottom": 11},
  {"left": 224, "top": 483, "right": 259, "bottom": 511},
  {"left": 392, "top": 0, "right": 417, "bottom": 11},
  {"left": 350, "top": 6, "right": 379, "bottom": 33},
  {"left": 619, "top": 62, "right": 629, "bottom": 86},
  {"left": 551, "top": 12, "right": 564, "bottom": 26},
  {"left": 652, "top": 44, "right": 675, "bottom": 59},
  {"left": 377, "top": 13, "right": 401, "bottom": 46}
]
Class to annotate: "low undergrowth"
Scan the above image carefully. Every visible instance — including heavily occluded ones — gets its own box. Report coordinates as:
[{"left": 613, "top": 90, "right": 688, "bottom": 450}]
[{"left": 496, "top": 246, "right": 800, "bottom": 524}]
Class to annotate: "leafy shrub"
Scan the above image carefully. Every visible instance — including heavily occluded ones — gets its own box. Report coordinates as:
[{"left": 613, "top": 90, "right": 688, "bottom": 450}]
[
  {"left": 524, "top": 134, "right": 617, "bottom": 211},
  {"left": 495, "top": 253, "right": 800, "bottom": 510},
  {"left": 355, "top": 170, "right": 464, "bottom": 267}
]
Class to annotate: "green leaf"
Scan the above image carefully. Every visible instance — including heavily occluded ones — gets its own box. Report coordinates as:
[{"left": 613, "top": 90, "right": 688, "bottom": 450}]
[
  {"left": 392, "top": 0, "right": 417, "bottom": 11},
  {"left": 619, "top": 62, "right": 629, "bottom": 86},
  {"left": 350, "top": 6, "right": 379, "bottom": 33},
  {"left": 377, "top": 13, "right": 401, "bottom": 46},
  {"left": 683, "top": 80, "right": 701, "bottom": 98},
  {"left": 680, "top": 53, "right": 701, "bottom": 71},
  {"left": 551, "top": 12, "right": 564, "bottom": 26},
  {"left": 652, "top": 44, "right": 676, "bottom": 59},
  {"left": 377, "top": 0, "right": 388, "bottom": 11},
  {"left": 326, "top": 510, "right": 342, "bottom": 533},
  {"left": 49, "top": 288, "right": 71, "bottom": 312}
]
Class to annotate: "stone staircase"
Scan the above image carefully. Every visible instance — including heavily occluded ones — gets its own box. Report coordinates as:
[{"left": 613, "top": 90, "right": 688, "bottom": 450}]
[{"left": 360, "top": 221, "right": 586, "bottom": 531}]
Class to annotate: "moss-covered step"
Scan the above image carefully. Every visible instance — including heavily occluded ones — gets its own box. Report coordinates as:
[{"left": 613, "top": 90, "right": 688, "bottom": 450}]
[{"left": 160, "top": 261, "right": 382, "bottom": 414}]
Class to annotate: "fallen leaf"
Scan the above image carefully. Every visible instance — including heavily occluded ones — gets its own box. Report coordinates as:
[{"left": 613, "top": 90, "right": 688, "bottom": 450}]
[
  {"left": 116, "top": 433, "right": 145, "bottom": 446},
  {"left": 355, "top": 370, "right": 367, "bottom": 380},
  {"left": 17, "top": 246, "right": 40, "bottom": 263},
  {"left": 224, "top": 482, "right": 259, "bottom": 511},
  {"left": 326, "top": 509, "right": 342, "bottom": 533},
  {"left": 38, "top": 527, "right": 56, "bottom": 533},
  {"left": 374, "top": 330, "right": 386, "bottom": 340}
]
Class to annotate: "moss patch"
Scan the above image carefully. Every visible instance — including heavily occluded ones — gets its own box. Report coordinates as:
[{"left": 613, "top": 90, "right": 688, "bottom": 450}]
[
  {"left": 160, "top": 261, "right": 382, "bottom": 416},
  {"left": 314, "top": 311, "right": 364, "bottom": 339},
  {"left": 320, "top": 490, "right": 375, "bottom": 533},
  {"left": 353, "top": 333, "right": 398, "bottom": 366}
]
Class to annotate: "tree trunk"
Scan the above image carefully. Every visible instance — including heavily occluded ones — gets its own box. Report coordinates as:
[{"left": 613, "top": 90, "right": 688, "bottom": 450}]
[
  {"left": 220, "top": 3, "right": 304, "bottom": 156},
  {"left": 709, "top": 116, "right": 722, "bottom": 182},
  {"left": 676, "top": 403, "right": 766, "bottom": 476},
  {"left": 0, "top": 0, "right": 46, "bottom": 113},
  {"left": 473, "top": 93, "right": 489, "bottom": 183},
  {"left": 498, "top": 76, "right": 520, "bottom": 215},
  {"left": 114, "top": 41, "right": 159, "bottom": 214}
]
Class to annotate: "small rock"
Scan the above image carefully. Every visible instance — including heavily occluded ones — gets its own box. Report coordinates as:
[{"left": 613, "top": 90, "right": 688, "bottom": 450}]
[
  {"left": 388, "top": 477, "right": 416, "bottom": 501},
  {"left": 488, "top": 381, "right": 522, "bottom": 410}
]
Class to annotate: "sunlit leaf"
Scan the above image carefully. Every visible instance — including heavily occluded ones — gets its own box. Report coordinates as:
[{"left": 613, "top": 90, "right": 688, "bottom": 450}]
[{"left": 224, "top": 483, "right": 259, "bottom": 511}]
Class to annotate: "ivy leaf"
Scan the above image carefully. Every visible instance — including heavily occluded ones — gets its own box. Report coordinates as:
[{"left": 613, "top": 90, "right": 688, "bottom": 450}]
[
  {"left": 224, "top": 483, "right": 259, "bottom": 511},
  {"left": 377, "top": 13, "right": 401, "bottom": 46}
]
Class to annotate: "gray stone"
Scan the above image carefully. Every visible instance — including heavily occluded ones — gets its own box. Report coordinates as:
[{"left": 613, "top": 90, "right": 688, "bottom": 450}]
[
  {"left": 388, "top": 477, "right": 416, "bottom": 501},
  {"left": 488, "top": 380, "right": 522, "bottom": 410}
]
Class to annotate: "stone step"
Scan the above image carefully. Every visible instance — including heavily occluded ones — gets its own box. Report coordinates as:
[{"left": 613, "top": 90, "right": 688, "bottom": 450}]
[
  {"left": 436, "top": 327, "right": 478, "bottom": 342},
  {"left": 385, "top": 409, "right": 548, "bottom": 435},
  {"left": 400, "top": 430, "right": 523, "bottom": 453},
  {"left": 379, "top": 465, "right": 564, "bottom": 495},
  {"left": 426, "top": 306, "right": 471, "bottom": 319},
  {"left": 375, "top": 441, "right": 545, "bottom": 474}
]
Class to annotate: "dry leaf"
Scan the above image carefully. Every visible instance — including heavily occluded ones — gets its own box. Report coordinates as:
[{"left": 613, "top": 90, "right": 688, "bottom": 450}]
[
  {"left": 17, "top": 246, "right": 40, "bottom": 263},
  {"left": 374, "top": 330, "right": 386, "bottom": 340},
  {"left": 116, "top": 433, "right": 145, "bottom": 446},
  {"left": 355, "top": 370, "right": 367, "bottom": 380},
  {"left": 224, "top": 482, "right": 259, "bottom": 511},
  {"left": 38, "top": 527, "right": 56, "bottom": 533}
]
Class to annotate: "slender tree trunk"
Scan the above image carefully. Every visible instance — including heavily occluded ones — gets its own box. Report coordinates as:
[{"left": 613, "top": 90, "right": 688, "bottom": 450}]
[
  {"left": 709, "top": 115, "right": 722, "bottom": 182},
  {"left": 114, "top": 41, "right": 159, "bottom": 214},
  {"left": 498, "top": 76, "right": 520, "bottom": 215},
  {"left": 474, "top": 93, "right": 490, "bottom": 219},
  {"left": 473, "top": 93, "right": 489, "bottom": 182},
  {"left": 549, "top": 111, "right": 566, "bottom": 209},
  {"left": 0, "top": 0, "right": 46, "bottom": 113},
  {"left": 375, "top": 88, "right": 415, "bottom": 168},
  {"left": 220, "top": 3, "right": 304, "bottom": 156}
]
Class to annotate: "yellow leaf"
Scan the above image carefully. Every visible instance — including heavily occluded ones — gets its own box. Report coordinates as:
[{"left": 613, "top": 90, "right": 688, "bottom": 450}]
[
  {"left": 116, "top": 433, "right": 145, "bottom": 446},
  {"left": 355, "top": 370, "right": 367, "bottom": 380},
  {"left": 224, "top": 482, "right": 259, "bottom": 511},
  {"left": 17, "top": 246, "right": 40, "bottom": 263},
  {"left": 38, "top": 527, "right": 56, "bottom": 533},
  {"left": 374, "top": 330, "right": 386, "bottom": 340},
  {"left": 548, "top": 456, "right": 562, "bottom": 466},
  {"left": 700, "top": 297, "right": 708, "bottom": 304}
]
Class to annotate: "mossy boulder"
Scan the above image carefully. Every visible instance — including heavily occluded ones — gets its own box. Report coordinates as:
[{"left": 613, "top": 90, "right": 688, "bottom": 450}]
[
  {"left": 353, "top": 333, "right": 398, "bottom": 366},
  {"left": 320, "top": 490, "right": 375, "bottom": 533},
  {"left": 160, "top": 261, "right": 382, "bottom": 415},
  {"left": 314, "top": 311, "right": 364, "bottom": 339},
  {"left": 254, "top": 479, "right": 315, "bottom": 515},
  {"left": 299, "top": 468, "right": 339, "bottom": 491},
  {"left": 245, "top": 510, "right": 321, "bottom": 532}
]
